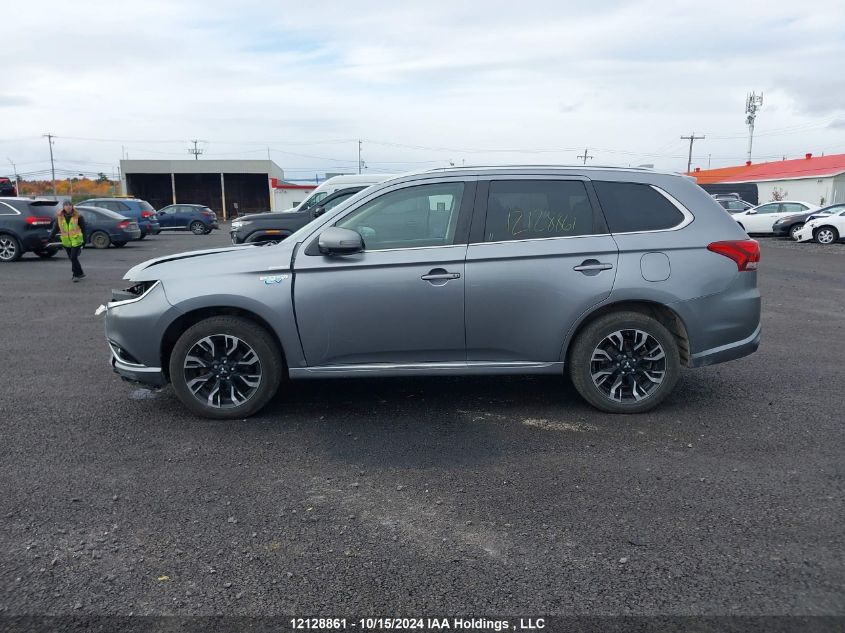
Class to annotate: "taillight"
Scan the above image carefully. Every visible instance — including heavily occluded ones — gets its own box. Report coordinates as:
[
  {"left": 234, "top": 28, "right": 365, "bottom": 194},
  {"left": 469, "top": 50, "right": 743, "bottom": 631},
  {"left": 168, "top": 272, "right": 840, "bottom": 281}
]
[
  {"left": 707, "top": 240, "right": 760, "bottom": 271},
  {"left": 117, "top": 220, "right": 130, "bottom": 229},
  {"left": 26, "top": 216, "right": 53, "bottom": 227},
  {"left": 141, "top": 210, "right": 152, "bottom": 218},
  {"left": 202, "top": 210, "right": 214, "bottom": 216}
]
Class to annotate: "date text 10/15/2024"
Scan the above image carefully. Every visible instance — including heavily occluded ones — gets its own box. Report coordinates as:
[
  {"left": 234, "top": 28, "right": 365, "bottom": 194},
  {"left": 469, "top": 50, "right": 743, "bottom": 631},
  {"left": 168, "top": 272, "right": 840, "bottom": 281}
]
[{"left": 290, "top": 617, "right": 547, "bottom": 631}]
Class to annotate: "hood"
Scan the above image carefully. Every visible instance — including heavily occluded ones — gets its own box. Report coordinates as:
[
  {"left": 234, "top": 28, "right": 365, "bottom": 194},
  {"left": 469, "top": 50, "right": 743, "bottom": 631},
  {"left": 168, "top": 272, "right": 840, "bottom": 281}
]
[
  {"left": 123, "top": 241, "right": 297, "bottom": 282},
  {"left": 235, "top": 209, "right": 306, "bottom": 222}
]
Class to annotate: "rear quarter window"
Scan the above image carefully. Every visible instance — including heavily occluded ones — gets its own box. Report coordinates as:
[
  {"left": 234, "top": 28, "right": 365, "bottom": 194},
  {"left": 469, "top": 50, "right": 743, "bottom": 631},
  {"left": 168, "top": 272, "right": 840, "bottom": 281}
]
[{"left": 593, "top": 181, "right": 686, "bottom": 233}]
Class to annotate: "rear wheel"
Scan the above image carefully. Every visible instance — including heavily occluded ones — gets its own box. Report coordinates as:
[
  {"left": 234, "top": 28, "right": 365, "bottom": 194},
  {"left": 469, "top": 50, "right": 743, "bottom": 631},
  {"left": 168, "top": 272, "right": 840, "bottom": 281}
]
[
  {"left": 569, "top": 311, "right": 681, "bottom": 414},
  {"left": 190, "top": 221, "right": 207, "bottom": 235},
  {"left": 90, "top": 230, "right": 111, "bottom": 249},
  {"left": 814, "top": 226, "right": 839, "bottom": 245},
  {"left": 0, "top": 234, "right": 21, "bottom": 262},
  {"left": 138, "top": 231, "right": 147, "bottom": 240},
  {"left": 169, "top": 316, "right": 283, "bottom": 419},
  {"left": 789, "top": 223, "right": 804, "bottom": 240}
]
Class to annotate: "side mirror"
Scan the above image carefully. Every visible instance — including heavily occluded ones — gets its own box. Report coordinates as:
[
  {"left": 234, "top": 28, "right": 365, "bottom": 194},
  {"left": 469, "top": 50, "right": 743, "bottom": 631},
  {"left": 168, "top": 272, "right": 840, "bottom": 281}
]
[
  {"left": 313, "top": 205, "right": 326, "bottom": 218},
  {"left": 318, "top": 227, "right": 363, "bottom": 255},
  {"left": 747, "top": 210, "right": 757, "bottom": 215}
]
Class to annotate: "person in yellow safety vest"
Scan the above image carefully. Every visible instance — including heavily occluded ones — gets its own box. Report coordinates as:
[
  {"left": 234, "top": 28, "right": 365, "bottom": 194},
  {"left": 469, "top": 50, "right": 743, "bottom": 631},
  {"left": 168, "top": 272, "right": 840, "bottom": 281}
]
[{"left": 50, "top": 201, "right": 87, "bottom": 281}]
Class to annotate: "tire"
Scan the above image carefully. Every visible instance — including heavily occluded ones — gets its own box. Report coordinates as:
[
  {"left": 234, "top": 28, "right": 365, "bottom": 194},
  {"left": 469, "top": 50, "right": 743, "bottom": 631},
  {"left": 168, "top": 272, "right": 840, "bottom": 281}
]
[
  {"left": 568, "top": 310, "right": 681, "bottom": 414},
  {"left": 190, "top": 221, "right": 207, "bottom": 235},
  {"left": 0, "top": 234, "right": 22, "bottom": 262},
  {"left": 169, "top": 316, "right": 283, "bottom": 419},
  {"left": 35, "top": 248, "right": 59, "bottom": 258},
  {"left": 113, "top": 241, "right": 127, "bottom": 248},
  {"left": 138, "top": 232, "right": 146, "bottom": 240},
  {"left": 90, "top": 231, "right": 111, "bottom": 249},
  {"left": 789, "top": 223, "right": 804, "bottom": 240},
  {"left": 814, "top": 226, "right": 839, "bottom": 245}
]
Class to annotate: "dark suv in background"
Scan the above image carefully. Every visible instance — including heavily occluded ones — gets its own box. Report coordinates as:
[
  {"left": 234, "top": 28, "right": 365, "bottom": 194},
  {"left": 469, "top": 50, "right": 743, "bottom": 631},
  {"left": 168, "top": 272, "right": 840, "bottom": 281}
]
[
  {"left": 0, "top": 198, "right": 60, "bottom": 262},
  {"left": 155, "top": 204, "right": 219, "bottom": 234},
  {"left": 79, "top": 197, "right": 160, "bottom": 238},
  {"left": 0, "top": 177, "right": 17, "bottom": 197},
  {"left": 230, "top": 186, "right": 366, "bottom": 244}
]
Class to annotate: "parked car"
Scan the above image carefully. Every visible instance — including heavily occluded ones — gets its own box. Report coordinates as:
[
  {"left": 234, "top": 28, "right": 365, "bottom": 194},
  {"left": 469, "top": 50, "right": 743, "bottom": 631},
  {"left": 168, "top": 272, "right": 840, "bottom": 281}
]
[
  {"left": 804, "top": 203, "right": 845, "bottom": 224},
  {"left": 72, "top": 205, "right": 142, "bottom": 248},
  {"left": 155, "top": 204, "right": 219, "bottom": 234},
  {"left": 794, "top": 207, "right": 845, "bottom": 244},
  {"left": 282, "top": 174, "right": 397, "bottom": 213},
  {"left": 0, "top": 197, "right": 59, "bottom": 262},
  {"left": 771, "top": 203, "right": 845, "bottom": 239},
  {"left": 732, "top": 200, "right": 818, "bottom": 234},
  {"left": 79, "top": 197, "right": 160, "bottom": 238},
  {"left": 98, "top": 166, "right": 761, "bottom": 420},
  {"left": 0, "top": 177, "right": 17, "bottom": 197},
  {"left": 230, "top": 186, "right": 367, "bottom": 244}
]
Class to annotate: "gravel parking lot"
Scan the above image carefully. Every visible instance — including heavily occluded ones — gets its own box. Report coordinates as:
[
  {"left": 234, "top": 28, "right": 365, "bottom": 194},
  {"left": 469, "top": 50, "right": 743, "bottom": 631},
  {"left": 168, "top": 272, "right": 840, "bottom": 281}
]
[{"left": 0, "top": 230, "right": 842, "bottom": 617}]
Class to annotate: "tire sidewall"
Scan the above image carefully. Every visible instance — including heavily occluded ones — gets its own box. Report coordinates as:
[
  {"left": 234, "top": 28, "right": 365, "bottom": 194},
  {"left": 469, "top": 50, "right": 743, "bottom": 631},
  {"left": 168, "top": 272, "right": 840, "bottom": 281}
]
[
  {"left": 569, "top": 312, "right": 681, "bottom": 414},
  {"left": 190, "top": 221, "right": 205, "bottom": 235},
  {"left": 169, "top": 316, "right": 283, "bottom": 419},
  {"left": 91, "top": 231, "right": 110, "bottom": 249}
]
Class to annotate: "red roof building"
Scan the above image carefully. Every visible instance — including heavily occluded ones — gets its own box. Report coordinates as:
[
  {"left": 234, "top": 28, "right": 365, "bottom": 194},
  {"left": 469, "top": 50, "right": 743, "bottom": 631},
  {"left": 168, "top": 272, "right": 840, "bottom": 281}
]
[{"left": 686, "top": 153, "right": 845, "bottom": 206}]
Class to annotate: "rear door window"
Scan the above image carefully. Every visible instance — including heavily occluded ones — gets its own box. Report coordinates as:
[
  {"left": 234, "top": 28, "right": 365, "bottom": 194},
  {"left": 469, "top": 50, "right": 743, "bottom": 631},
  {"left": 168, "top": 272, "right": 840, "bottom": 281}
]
[
  {"left": 484, "top": 180, "right": 594, "bottom": 242},
  {"left": 592, "top": 181, "right": 686, "bottom": 233}
]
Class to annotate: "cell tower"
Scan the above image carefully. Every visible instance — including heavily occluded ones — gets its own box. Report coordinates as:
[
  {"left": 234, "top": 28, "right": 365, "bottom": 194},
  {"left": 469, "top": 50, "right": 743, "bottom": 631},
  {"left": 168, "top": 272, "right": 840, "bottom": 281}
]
[{"left": 745, "top": 92, "right": 763, "bottom": 162}]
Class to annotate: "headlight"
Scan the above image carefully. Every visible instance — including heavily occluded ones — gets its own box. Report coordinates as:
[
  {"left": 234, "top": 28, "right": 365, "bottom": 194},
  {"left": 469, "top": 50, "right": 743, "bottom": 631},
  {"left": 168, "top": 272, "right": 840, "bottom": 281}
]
[
  {"left": 231, "top": 220, "right": 251, "bottom": 229},
  {"left": 95, "top": 280, "right": 160, "bottom": 315}
]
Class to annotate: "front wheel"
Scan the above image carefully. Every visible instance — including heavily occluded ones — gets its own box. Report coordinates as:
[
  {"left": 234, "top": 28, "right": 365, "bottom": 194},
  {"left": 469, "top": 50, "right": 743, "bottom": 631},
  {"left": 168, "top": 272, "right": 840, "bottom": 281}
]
[
  {"left": 814, "top": 227, "right": 839, "bottom": 245},
  {"left": 568, "top": 311, "right": 681, "bottom": 414},
  {"left": 169, "top": 316, "right": 283, "bottom": 419},
  {"left": 90, "top": 230, "right": 111, "bottom": 249},
  {"left": 190, "top": 221, "right": 207, "bottom": 235},
  {"left": 0, "top": 234, "right": 21, "bottom": 262},
  {"left": 789, "top": 223, "right": 804, "bottom": 240}
]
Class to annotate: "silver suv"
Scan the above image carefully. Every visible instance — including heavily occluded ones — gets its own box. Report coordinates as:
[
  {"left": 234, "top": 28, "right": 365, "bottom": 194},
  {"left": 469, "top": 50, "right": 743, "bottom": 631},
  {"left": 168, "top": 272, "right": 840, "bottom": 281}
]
[{"left": 98, "top": 167, "right": 761, "bottom": 419}]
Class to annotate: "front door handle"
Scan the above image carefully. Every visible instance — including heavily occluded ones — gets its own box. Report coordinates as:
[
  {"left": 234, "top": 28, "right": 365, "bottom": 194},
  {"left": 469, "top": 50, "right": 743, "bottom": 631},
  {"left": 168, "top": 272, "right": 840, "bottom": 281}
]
[{"left": 421, "top": 272, "right": 461, "bottom": 281}]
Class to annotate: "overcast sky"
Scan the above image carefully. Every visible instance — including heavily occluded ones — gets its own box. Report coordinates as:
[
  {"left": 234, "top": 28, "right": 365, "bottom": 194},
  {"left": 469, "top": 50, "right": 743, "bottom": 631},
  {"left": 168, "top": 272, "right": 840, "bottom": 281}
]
[{"left": 3, "top": 0, "right": 845, "bottom": 181}]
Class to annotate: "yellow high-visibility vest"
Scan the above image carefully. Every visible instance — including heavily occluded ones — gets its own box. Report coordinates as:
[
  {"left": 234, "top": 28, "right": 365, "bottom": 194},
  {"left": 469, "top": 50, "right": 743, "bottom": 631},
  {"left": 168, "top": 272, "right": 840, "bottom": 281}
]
[{"left": 57, "top": 213, "right": 84, "bottom": 247}]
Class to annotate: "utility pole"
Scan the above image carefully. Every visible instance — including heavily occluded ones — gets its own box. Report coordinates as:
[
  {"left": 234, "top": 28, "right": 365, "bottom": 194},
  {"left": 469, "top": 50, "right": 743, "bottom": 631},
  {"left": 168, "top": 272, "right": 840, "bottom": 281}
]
[
  {"left": 357, "top": 139, "right": 364, "bottom": 174},
  {"left": 745, "top": 91, "right": 763, "bottom": 163},
  {"left": 7, "top": 158, "right": 19, "bottom": 195},
  {"left": 576, "top": 147, "right": 594, "bottom": 165},
  {"left": 188, "top": 139, "right": 204, "bottom": 160},
  {"left": 680, "top": 132, "right": 704, "bottom": 172},
  {"left": 43, "top": 133, "right": 56, "bottom": 196}
]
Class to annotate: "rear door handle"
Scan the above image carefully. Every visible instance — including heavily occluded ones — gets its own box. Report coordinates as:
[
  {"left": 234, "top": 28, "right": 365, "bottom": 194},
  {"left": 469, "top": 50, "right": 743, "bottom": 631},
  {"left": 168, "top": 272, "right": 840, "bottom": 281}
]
[{"left": 573, "top": 260, "right": 614, "bottom": 273}]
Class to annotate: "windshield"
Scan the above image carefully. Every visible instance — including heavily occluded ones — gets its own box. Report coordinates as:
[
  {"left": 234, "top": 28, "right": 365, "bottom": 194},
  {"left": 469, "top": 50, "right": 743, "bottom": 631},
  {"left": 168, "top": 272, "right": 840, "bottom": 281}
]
[
  {"left": 280, "top": 188, "right": 372, "bottom": 245},
  {"left": 298, "top": 191, "right": 328, "bottom": 211}
]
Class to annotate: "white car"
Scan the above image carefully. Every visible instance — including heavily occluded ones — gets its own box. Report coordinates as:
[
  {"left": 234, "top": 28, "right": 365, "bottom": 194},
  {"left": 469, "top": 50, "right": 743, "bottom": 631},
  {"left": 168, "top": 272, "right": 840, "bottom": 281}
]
[
  {"left": 732, "top": 200, "right": 819, "bottom": 235},
  {"left": 794, "top": 208, "right": 845, "bottom": 244}
]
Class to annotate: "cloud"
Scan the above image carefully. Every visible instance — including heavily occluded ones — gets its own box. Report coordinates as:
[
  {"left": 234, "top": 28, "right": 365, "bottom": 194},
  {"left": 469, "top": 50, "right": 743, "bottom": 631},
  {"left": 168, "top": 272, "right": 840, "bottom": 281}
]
[
  {"left": 0, "top": 95, "right": 30, "bottom": 107},
  {"left": 4, "top": 0, "right": 845, "bottom": 175}
]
